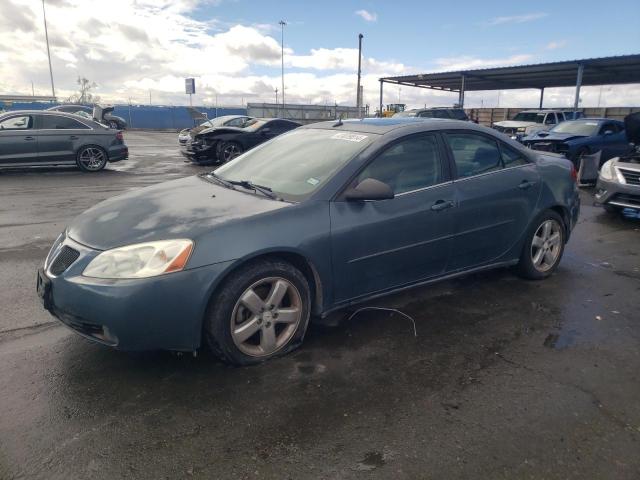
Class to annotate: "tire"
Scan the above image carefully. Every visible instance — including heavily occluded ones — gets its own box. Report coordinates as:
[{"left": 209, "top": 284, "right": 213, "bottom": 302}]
[
  {"left": 204, "top": 259, "right": 311, "bottom": 365},
  {"left": 108, "top": 120, "right": 119, "bottom": 129},
  {"left": 218, "top": 141, "right": 243, "bottom": 163},
  {"left": 516, "top": 210, "right": 566, "bottom": 280},
  {"left": 603, "top": 204, "right": 621, "bottom": 214},
  {"left": 76, "top": 146, "right": 108, "bottom": 172}
]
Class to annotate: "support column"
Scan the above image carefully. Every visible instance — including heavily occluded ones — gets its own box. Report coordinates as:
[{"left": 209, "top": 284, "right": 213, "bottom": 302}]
[
  {"left": 573, "top": 64, "right": 584, "bottom": 111},
  {"left": 379, "top": 79, "right": 384, "bottom": 117},
  {"left": 458, "top": 75, "right": 466, "bottom": 107},
  {"left": 539, "top": 87, "right": 545, "bottom": 109}
]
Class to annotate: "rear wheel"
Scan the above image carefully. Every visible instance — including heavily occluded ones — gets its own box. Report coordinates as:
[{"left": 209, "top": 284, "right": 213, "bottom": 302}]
[
  {"left": 108, "top": 120, "right": 119, "bottom": 129},
  {"left": 218, "top": 141, "right": 243, "bottom": 163},
  {"left": 204, "top": 259, "right": 311, "bottom": 365},
  {"left": 76, "top": 146, "right": 107, "bottom": 172},
  {"left": 516, "top": 211, "right": 565, "bottom": 280}
]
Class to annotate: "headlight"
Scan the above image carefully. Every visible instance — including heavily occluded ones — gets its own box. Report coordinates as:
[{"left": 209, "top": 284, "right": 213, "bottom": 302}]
[
  {"left": 83, "top": 239, "right": 193, "bottom": 279},
  {"left": 517, "top": 127, "right": 526, "bottom": 133},
  {"left": 598, "top": 160, "right": 616, "bottom": 181}
]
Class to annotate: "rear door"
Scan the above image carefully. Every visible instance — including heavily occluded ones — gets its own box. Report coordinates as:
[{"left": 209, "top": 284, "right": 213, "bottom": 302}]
[
  {"left": 36, "top": 114, "right": 91, "bottom": 164},
  {"left": 444, "top": 131, "right": 541, "bottom": 271},
  {"left": 330, "top": 133, "right": 455, "bottom": 302},
  {"left": 0, "top": 114, "right": 37, "bottom": 165}
]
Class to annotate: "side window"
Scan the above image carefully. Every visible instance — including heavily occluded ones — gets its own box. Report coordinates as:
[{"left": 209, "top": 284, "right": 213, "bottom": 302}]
[
  {"left": 446, "top": 132, "right": 502, "bottom": 178},
  {"left": 501, "top": 143, "right": 528, "bottom": 167},
  {"left": 432, "top": 110, "right": 449, "bottom": 119},
  {"left": 556, "top": 112, "right": 565, "bottom": 122},
  {"left": 356, "top": 134, "right": 443, "bottom": 195},
  {"left": 450, "top": 109, "right": 469, "bottom": 120},
  {"left": 545, "top": 113, "right": 557, "bottom": 125},
  {"left": 40, "top": 115, "right": 89, "bottom": 129},
  {"left": 418, "top": 111, "right": 435, "bottom": 118},
  {"left": 0, "top": 115, "right": 33, "bottom": 130},
  {"left": 227, "top": 117, "right": 246, "bottom": 127}
]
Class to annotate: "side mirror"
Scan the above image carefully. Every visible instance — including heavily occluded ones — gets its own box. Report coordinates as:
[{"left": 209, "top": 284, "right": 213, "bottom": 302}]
[
  {"left": 603, "top": 130, "right": 614, "bottom": 136},
  {"left": 260, "top": 128, "right": 271, "bottom": 135},
  {"left": 344, "top": 178, "right": 394, "bottom": 201}
]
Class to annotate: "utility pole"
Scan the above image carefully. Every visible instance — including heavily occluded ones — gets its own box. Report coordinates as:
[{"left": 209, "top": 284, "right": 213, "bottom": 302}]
[
  {"left": 356, "top": 33, "right": 363, "bottom": 118},
  {"left": 275, "top": 88, "right": 278, "bottom": 105},
  {"left": 42, "top": 0, "right": 55, "bottom": 99},
  {"left": 279, "top": 20, "right": 286, "bottom": 117}
]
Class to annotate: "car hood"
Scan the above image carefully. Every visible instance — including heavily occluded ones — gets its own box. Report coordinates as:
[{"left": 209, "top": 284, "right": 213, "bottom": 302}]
[
  {"left": 198, "top": 126, "right": 246, "bottom": 137},
  {"left": 625, "top": 112, "right": 640, "bottom": 144},
  {"left": 525, "top": 132, "right": 587, "bottom": 142},
  {"left": 494, "top": 121, "right": 537, "bottom": 128},
  {"left": 67, "top": 176, "right": 288, "bottom": 250}
]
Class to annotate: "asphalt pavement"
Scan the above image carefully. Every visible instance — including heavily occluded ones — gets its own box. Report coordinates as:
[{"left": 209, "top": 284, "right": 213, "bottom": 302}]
[{"left": 1, "top": 131, "right": 639, "bottom": 479}]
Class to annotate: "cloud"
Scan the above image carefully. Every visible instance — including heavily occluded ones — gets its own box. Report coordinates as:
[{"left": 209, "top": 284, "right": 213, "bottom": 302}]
[
  {"left": 355, "top": 9, "right": 377, "bottom": 22},
  {"left": 485, "top": 12, "right": 547, "bottom": 26},
  {"left": 545, "top": 40, "right": 566, "bottom": 50},
  {"left": 433, "top": 54, "right": 533, "bottom": 72}
]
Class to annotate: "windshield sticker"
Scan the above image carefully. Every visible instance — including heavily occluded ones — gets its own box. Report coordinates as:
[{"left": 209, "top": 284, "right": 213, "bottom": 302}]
[
  {"left": 331, "top": 132, "right": 368, "bottom": 142},
  {"left": 306, "top": 177, "right": 320, "bottom": 186}
]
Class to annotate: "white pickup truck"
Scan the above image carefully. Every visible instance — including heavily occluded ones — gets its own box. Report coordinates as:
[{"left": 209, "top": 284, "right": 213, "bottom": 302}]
[{"left": 493, "top": 110, "right": 567, "bottom": 140}]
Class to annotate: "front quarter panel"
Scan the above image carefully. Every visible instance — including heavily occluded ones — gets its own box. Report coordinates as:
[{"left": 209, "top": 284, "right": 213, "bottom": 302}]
[{"left": 533, "top": 153, "right": 580, "bottom": 233}]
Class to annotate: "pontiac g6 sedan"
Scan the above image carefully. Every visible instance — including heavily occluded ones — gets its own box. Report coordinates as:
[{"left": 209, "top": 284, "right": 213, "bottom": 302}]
[{"left": 37, "top": 118, "right": 580, "bottom": 365}]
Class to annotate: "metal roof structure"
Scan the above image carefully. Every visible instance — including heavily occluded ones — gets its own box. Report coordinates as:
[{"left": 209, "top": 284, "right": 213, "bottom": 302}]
[
  {"left": 0, "top": 95, "right": 57, "bottom": 103},
  {"left": 378, "top": 54, "right": 640, "bottom": 111}
]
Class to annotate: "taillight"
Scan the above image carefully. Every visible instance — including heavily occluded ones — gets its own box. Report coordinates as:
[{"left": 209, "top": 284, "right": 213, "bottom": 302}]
[
  {"left": 116, "top": 131, "right": 124, "bottom": 141},
  {"left": 570, "top": 164, "right": 578, "bottom": 183}
]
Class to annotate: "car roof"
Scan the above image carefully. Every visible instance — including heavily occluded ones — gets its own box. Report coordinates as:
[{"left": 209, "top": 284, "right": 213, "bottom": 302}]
[
  {"left": 0, "top": 109, "right": 106, "bottom": 127},
  {"left": 303, "top": 117, "right": 477, "bottom": 135}
]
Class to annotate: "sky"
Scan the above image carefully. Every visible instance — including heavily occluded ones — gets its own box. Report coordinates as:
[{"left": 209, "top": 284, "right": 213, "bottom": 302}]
[{"left": 1, "top": 0, "right": 639, "bottom": 109}]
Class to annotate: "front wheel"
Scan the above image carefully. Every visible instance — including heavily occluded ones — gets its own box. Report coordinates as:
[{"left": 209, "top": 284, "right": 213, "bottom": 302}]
[
  {"left": 516, "top": 211, "right": 566, "bottom": 280},
  {"left": 76, "top": 146, "right": 107, "bottom": 172},
  {"left": 204, "top": 259, "right": 311, "bottom": 365},
  {"left": 108, "top": 120, "right": 119, "bottom": 129},
  {"left": 218, "top": 141, "right": 243, "bottom": 163}
]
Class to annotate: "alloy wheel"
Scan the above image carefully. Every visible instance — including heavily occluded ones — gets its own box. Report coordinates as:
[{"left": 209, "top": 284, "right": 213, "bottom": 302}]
[
  {"left": 230, "top": 277, "right": 303, "bottom": 357},
  {"left": 78, "top": 147, "right": 106, "bottom": 171},
  {"left": 221, "top": 143, "right": 241, "bottom": 162},
  {"left": 530, "top": 219, "right": 562, "bottom": 272}
]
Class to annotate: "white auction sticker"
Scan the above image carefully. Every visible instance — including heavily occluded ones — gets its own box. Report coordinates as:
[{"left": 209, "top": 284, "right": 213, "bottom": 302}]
[
  {"left": 306, "top": 177, "right": 320, "bottom": 186},
  {"left": 331, "top": 133, "right": 368, "bottom": 142}
]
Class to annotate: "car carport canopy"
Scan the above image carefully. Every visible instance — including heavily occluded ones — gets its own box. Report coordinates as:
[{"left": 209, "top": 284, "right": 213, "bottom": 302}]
[{"left": 379, "top": 54, "right": 640, "bottom": 111}]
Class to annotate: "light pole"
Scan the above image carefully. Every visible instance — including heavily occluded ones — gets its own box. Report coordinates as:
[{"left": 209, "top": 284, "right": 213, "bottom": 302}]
[
  {"left": 42, "top": 0, "right": 55, "bottom": 99},
  {"left": 275, "top": 88, "right": 278, "bottom": 105},
  {"left": 279, "top": 20, "right": 286, "bottom": 117},
  {"left": 356, "top": 33, "right": 363, "bottom": 118}
]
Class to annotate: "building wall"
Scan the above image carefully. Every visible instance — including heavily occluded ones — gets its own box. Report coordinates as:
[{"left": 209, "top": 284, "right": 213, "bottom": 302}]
[{"left": 0, "top": 102, "right": 247, "bottom": 129}]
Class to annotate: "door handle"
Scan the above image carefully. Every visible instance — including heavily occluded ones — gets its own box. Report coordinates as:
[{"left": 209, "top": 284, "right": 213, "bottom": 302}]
[
  {"left": 518, "top": 180, "right": 536, "bottom": 190},
  {"left": 69, "top": 135, "right": 79, "bottom": 140},
  {"left": 430, "top": 200, "right": 454, "bottom": 211},
  {"left": 24, "top": 136, "right": 35, "bottom": 141}
]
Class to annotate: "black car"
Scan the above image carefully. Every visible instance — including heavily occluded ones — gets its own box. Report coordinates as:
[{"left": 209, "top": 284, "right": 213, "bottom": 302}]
[
  {"left": 184, "top": 118, "right": 301, "bottom": 164},
  {"left": 394, "top": 107, "right": 470, "bottom": 121},
  {"left": 47, "top": 105, "right": 127, "bottom": 130}
]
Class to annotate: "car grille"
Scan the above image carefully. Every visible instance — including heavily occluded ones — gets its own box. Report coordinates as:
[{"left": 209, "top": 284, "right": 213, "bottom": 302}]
[
  {"left": 612, "top": 193, "right": 640, "bottom": 207},
  {"left": 49, "top": 245, "right": 80, "bottom": 276},
  {"left": 619, "top": 168, "right": 640, "bottom": 186},
  {"left": 529, "top": 142, "right": 569, "bottom": 155}
]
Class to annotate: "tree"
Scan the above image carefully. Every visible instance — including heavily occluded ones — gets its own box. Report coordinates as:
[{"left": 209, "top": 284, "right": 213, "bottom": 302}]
[{"left": 66, "top": 77, "right": 100, "bottom": 104}]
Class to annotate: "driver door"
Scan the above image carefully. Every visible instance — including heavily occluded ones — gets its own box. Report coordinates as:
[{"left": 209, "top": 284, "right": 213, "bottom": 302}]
[
  {"left": 330, "top": 133, "right": 455, "bottom": 303},
  {"left": 0, "top": 114, "right": 37, "bottom": 165}
]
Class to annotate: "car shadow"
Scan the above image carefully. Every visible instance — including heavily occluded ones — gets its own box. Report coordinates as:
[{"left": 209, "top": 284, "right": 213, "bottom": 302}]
[{"left": 0, "top": 166, "right": 126, "bottom": 177}]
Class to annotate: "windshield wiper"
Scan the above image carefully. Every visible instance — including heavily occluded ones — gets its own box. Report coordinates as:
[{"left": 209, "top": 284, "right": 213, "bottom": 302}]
[
  {"left": 227, "top": 179, "right": 279, "bottom": 200},
  {"left": 200, "top": 172, "right": 236, "bottom": 190}
]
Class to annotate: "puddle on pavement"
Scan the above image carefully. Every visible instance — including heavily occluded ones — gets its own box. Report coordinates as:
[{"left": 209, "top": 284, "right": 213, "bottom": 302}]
[
  {"left": 355, "top": 451, "right": 386, "bottom": 471},
  {"left": 543, "top": 331, "right": 577, "bottom": 349}
]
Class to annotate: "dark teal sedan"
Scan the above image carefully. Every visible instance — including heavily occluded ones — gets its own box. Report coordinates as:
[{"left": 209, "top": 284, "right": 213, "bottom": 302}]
[{"left": 37, "top": 118, "right": 580, "bottom": 365}]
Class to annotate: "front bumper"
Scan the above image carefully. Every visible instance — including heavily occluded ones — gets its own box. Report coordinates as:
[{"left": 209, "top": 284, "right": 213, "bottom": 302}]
[
  {"left": 595, "top": 177, "right": 640, "bottom": 210},
  {"left": 183, "top": 140, "right": 218, "bottom": 162},
  {"left": 38, "top": 234, "right": 234, "bottom": 351}
]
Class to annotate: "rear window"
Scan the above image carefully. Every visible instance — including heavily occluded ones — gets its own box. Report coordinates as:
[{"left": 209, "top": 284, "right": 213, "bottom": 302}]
[{"left": 450, "top": 109, "right": 469, "bottom": 121}]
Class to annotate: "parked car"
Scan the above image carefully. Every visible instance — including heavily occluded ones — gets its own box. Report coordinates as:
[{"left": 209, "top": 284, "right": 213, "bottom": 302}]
[
  {"left": 595, "top": 112, "right": 640, "bottom": 213},
  {"left": 493, "top": 110, "right": 566, "bottom": 140},
  {"left": 184, "top": 118, "right": 301, "bottom": 164},
  {"left": 48, "top": 104, "right": 127, "bottom": 130},
  {"left": 37, "top": 117, "right": 579, "bottom": 365},
  {"left": 178, "top": 115, "right": 252, "bottom": 146},
  {"left": 394, "top": 107, "right": 469, "bottom": 121},
  {"left": 522, "top": 118, "right": 630, "bottom": 167},
  {"left": 0, "top": 110, "right": 127, "bottom": 171}
]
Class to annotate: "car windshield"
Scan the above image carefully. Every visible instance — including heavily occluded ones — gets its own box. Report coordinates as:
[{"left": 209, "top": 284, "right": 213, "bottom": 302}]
[
  {"left": 202, "top": 116, "right": 245, "bottom": 128},
  {"left": 214, "top": 128, "right": 375, "bottom": 201},
  {"left": 513, "top": 112, "right": 545, "bottom": 123},
  {"left": 550, "top": 120, "right": 600, "bottom": 136},
  {"left": 242, "top": 119, "right": 268, "bottom": 131}
]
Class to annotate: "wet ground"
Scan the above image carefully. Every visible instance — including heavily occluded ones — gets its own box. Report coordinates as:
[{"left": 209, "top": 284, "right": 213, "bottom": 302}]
[{"left": 1, "top": 131, "right": 639, "bottom": 479}]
